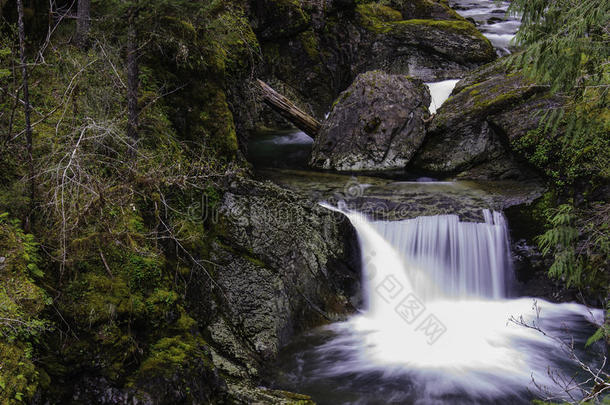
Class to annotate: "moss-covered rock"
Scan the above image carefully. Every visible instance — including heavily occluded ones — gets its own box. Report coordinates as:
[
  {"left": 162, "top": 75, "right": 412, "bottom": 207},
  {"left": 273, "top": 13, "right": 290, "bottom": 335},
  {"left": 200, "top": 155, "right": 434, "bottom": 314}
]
[
  {"left": 358, "top": 17, "right": 495, "bottom": 64},
  {"left": 355, "top": 3, "right": 403, "bottom": 26},
  {"left": 310, "top": 70, "right": 431, "bottom": 171},
  {"left": 411, "top": 59, "right": 560, "bottom": 180},
  {"left": 127, "top": 331, "right": 227, "bottom": 404}
]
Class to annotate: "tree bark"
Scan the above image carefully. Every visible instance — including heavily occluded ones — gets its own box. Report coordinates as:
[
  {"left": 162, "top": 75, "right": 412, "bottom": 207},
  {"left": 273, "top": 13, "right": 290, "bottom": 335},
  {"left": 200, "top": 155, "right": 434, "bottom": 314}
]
[
  {"left": 75, "top": 0, "right": 91, "bottom": 49},
  {"left": 256, "top": 79, "right": 321, "bottom": 138},
  {"left": 16, "top": 0, "right": 34, "bottom": 231},
  {"left": 126, "top": 8, "right": 139, "bottom": 149}
]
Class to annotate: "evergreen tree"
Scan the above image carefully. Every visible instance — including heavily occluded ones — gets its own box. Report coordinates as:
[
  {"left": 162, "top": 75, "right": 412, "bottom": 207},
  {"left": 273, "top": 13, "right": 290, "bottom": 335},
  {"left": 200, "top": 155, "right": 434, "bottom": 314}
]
[{"left": 508, "top": 0, "right": 609, "bottom": 97}]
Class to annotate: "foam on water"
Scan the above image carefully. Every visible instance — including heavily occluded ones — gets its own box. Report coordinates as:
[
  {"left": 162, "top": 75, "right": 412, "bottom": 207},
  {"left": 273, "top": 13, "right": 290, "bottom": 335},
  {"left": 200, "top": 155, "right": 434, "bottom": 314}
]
[{"left": 309, "top": 204, "right": 604, "bottom": 403}]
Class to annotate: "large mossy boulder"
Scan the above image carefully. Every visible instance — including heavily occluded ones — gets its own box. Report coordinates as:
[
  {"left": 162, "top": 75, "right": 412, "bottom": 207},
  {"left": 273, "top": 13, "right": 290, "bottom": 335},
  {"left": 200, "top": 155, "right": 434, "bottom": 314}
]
[
  {"left": 354, "top": 4, "right": 496, "bottom": 66},
  {"left": 411, "top": 62, "right": 562, "bottom": 179},
  {"left": 198, "top": 178, "right": 360, "bottom": 381},
  {"left": 310, "top": 71, "right": 431, "bottom": 172}
]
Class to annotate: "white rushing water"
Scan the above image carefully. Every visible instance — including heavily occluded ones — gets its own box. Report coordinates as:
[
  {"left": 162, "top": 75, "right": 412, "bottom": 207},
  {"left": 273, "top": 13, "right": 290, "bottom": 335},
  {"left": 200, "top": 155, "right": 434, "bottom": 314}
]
[
  {"left": 370, "top": 210, "right": 513, "bottom": 301},
  {"left": 302, "top": 205, "right": 604, "bottom": 403},
  {"left": 448, "top": 0, "right": 521, "bottom": 55},
  {"left": 425, "top": 80, "right": 460, "bottom": 114}
]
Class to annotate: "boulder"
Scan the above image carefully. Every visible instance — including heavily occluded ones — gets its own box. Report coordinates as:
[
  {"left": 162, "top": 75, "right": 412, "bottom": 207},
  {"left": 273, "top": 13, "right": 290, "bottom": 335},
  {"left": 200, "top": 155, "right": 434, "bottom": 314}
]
[
  {"left": 411, "top": 62, "right": 562, "bottom": 179},
  {"left": 310, "top": 71, "right": 431, "bottom": 172},
  {"left": 200, "top": 178, "right": 360, "bottom": 380}
]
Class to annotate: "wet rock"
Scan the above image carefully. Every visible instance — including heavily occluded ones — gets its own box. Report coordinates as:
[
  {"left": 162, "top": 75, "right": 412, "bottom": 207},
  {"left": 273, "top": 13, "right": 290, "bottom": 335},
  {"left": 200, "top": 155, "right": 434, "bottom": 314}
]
[
  {"left": 203, "top": 178, "right": 360, "bottom": 377},
  {"left": 487, "top": 16, "right": 504, "bottom": 24},
  {"left": 411, "top": 61, "right": 562, "bottom": 180},
  {"left": 310, "top": 71, "right": 431, "bottom": 172}
]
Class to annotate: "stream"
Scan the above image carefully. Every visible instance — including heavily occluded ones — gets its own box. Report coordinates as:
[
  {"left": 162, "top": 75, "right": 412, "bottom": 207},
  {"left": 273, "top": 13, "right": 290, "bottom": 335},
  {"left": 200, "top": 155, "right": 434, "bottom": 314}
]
[
  {"left": 449, "top": 0, "right": 520, "bottom": 55},
  {"left": 248, "top": 129, "right": 605, "bottom": 404},
  {"left": 244, "top": 3, "right": 604, "bottom": 404}
]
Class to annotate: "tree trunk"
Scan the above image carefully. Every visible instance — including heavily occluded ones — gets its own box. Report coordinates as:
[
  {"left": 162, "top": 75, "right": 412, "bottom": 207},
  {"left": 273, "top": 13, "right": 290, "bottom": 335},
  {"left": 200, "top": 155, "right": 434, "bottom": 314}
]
[
  {"left": 256, "top": 80, "right": 321, "bottom": 138},
  {"left": 75, "top": 0, "right": 91, "bottom": 48},
  {"left": 126, "top": 8, "right": 139, "bottom": 149},
  {"left": 16, "top": 0, "right": 34, "bottom": 231}
]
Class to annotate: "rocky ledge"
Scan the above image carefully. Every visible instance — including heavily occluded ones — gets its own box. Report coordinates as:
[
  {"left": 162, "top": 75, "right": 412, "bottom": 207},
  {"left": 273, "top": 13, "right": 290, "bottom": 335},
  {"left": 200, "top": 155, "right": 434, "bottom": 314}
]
[
  {"left": 411, "top": 62, "right": 563, "bottom": 180},
  {"left": 198, "top": 178, "right": 361, "bottom": 399}
]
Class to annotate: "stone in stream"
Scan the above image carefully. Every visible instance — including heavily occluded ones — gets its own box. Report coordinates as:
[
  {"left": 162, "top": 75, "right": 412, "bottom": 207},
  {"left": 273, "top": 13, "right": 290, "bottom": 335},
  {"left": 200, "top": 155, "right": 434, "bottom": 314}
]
[
  {"left": 310, "top": 71, "right": 431, "bottom": 172},
  {"left": 411, "top": 60, "right": 563, "bottom": 180}
]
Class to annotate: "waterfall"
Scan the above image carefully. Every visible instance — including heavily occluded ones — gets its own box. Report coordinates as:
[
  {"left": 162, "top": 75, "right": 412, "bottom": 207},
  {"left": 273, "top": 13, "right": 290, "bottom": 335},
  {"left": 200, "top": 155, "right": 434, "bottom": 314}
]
[
  {"left": 426, "top": 79, "right": 459, "bottom": 114},
  {"left": 306, "top": 204, "right": 604, "bottom": 402},
  {"left": 371, "top": 210, "right": 514, "bottom": 301}
]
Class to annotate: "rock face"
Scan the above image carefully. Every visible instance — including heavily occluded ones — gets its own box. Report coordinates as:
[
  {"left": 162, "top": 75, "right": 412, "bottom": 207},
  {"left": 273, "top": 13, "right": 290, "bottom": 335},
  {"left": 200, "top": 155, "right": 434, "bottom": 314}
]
[
  {"left": 246, "top": 0, "right": 496, "bottom": 126},
  {"left": 310, "top": 71, "right": 431, "bottom": 171},
  {"left": 411, "top": 62, "right": 562, "bottom": 179},
  {"left": 193, "top": 178, "right": 360, "bottom": 388}
]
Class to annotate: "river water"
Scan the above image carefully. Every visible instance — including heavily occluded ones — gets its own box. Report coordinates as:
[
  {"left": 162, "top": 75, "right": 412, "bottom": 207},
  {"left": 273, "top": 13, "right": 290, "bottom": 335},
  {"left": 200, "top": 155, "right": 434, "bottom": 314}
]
[
  {"left": 449, "top": 0, "right": 520, "bottom": 55},
  {"left": 246, "top": 2, "right": 605, "bottom": 403},
  {"left": 270, "top": 207, "right": 604, "bottom": 404}
]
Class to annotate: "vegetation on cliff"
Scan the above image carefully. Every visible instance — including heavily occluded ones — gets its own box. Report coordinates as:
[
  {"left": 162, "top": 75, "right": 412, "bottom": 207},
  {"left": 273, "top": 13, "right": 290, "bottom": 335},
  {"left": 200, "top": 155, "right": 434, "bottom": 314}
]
[
  {"left": 507, "top": 0, "right": 609, "bottom": 301},
  {"left": 1, "top": 0, "right": 252, "bottom": 402},
  {"left": 0, "top": 0, "right": 607, "bottom": 403}
]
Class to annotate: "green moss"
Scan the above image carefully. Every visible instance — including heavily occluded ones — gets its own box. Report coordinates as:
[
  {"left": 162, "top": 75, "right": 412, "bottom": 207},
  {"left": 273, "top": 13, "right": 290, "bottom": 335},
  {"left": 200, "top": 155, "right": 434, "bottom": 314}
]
[
  {"left": 64, "top": 273, "right": 145, "bottom": 327},
  {"left": 198, "top": 83, "right": 239, "bottom": 159},
  {"left": 356, "top": 3, "right": 403, "bottom": 30},
  {"left": 298, "top": 30, "right": 320, "bottom": 61},
  {"left": 138, "top": 336, "right": 193, "bottom": 377},
  {"left": 331, "top": 90, "right": 353, "bottom": 111},
  {"left": 471, "top": 87, "right": 527, "bottom": 112},
  {"left": 130, "top": 316, "right": 215, "bottom": 385},
  {"left": 0, "top": 217, "right": 50, "bottom": 404}
]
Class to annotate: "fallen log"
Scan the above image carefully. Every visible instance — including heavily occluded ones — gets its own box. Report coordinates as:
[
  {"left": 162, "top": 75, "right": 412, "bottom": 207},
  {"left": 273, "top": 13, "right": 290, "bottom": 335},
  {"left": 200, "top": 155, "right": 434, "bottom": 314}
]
[{"left": 256, "top": 79, "right": 321, "bottom": 138}]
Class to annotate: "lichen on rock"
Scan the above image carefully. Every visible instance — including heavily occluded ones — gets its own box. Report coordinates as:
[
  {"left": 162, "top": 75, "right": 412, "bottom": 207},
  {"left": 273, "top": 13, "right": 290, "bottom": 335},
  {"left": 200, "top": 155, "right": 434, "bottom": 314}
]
[
  {"left": 310, "top": 70, "right": 431, "bottom": 172},
  {"left": 411, "top": 60, "right": 561, "bottom": 180}
]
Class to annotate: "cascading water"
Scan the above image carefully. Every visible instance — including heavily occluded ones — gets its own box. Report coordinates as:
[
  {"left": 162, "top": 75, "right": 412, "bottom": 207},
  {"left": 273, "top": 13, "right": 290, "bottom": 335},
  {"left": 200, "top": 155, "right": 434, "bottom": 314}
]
[
  {"left": 274, "top": 205, "right": 605, "bottom": 404},
  {"left": 370, "top": 210, "right": 513, "bottom": 301},
  {"left": 426, "top": 80, "right": 460, "bottom": 114}
]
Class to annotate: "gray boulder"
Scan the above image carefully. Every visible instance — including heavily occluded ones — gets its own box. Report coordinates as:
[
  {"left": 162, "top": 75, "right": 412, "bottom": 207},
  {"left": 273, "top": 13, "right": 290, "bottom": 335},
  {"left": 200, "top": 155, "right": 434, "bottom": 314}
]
[
  {"left": 310, "top": 71, "right": 431, "bottom": 172},
  {"left": 200, "top": 178, "right": 360, "bottom": 382},
  {"left": 412, "top": 62, "right": 562, "bottom": 179}
]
